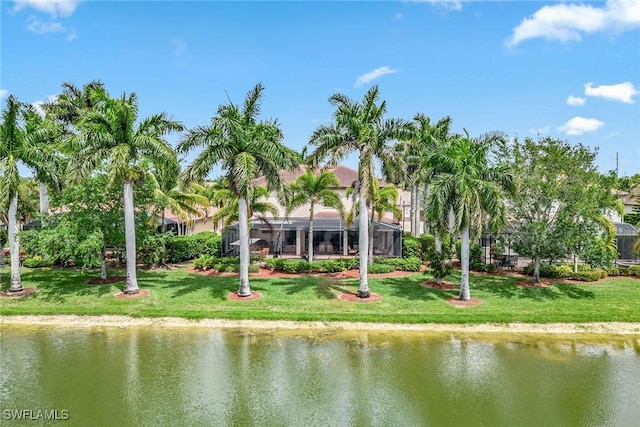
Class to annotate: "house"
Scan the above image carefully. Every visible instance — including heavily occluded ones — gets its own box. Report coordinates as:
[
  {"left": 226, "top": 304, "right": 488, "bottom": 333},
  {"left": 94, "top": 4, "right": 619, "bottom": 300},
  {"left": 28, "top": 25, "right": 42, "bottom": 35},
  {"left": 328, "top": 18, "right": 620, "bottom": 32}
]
[{"left": 221, "top": 165, "right": 408, "bottom": 258}]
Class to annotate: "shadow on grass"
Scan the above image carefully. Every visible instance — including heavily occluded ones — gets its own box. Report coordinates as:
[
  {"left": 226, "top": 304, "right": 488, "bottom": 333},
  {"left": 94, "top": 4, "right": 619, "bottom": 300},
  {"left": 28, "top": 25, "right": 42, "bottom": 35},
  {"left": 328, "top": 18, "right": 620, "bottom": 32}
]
[
  {"left": 252, "top": 275, "right": 337, "bottom": 300},
  {"left": 370, "top": 275, "right": 451, "bottom": 302},
  {"left": 474, "top": 275, "right": 596, "bottom": 301},
  {"left": 10, "top": 268, "right": 117, "bottom": 303}
]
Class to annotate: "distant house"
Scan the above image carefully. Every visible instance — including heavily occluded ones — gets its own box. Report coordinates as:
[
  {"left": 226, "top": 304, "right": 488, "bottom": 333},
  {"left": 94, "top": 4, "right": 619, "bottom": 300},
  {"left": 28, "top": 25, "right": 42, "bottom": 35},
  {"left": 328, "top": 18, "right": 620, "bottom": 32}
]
[
  {"left": 222, "top": 165, "right": 408, "bottom": 258},
  {"left": 609, "top": 186, "right": 640, "bottom": 223}
]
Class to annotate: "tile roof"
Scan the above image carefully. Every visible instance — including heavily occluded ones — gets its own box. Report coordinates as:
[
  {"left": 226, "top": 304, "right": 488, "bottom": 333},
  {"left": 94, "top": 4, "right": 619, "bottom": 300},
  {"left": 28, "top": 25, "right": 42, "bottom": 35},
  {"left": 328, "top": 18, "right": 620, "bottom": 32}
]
[{"left": 254, "top": 165, "right": 392, "bottom": 188}]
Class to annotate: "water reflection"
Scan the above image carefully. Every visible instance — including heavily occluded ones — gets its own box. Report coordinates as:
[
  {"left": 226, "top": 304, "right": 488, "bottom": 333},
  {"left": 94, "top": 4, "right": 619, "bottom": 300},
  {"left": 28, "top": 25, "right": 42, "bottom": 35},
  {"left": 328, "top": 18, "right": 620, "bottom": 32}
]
[{"left": 1, "top": 326, "right": 638, "bottom": 426}]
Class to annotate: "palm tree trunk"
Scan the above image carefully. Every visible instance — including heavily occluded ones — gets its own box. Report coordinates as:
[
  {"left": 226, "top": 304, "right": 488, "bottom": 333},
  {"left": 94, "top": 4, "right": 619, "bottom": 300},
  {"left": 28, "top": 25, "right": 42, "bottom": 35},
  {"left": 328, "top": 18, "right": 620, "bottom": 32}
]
[
  {"left": 308, "top": 203, "right": 314, "bottom": 263},
  {"left": 357, "top": 190, "right": 370, "bottom": 298},
  {"left": 435, "top": 231, "right": 442, "bottom": 286},
  {"left": 368, "top": 208, "right": 375, "bottom": 265},
  {"left": 410, "top": 182, "right": 417, "bottom": 237},
  {"left": 8, "top": 193, "right": 22, "bottom": 293},
  {"left": 422, "top": 184, "right": 429, "bottom": 234},
  {"left": 39, "top": 182, "right": 49, "bottom": 223},
  {"left": 459, "top": 226, "right": 471, "bottom": 301},
  {"left": 100, "top": 247, "right": 107, "bottom": 280},
  {"left": 237, "top": 196, "right": 251, "bottom": 297},
  {"left": 415, "top": 184, "right": 421, "bottom": 236},
  {"left": 123, "top": 180, "right": 139, "bottom": 294}
]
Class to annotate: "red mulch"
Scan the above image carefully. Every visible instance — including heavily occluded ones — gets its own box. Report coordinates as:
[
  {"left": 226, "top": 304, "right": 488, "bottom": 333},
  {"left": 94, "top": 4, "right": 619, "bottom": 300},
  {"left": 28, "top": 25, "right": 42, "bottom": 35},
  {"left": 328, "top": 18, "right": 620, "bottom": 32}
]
[
  {"left": 422, "top": 280, "right": 458, "bottom": 290},
  {"left": 114, "top": 289, "right": 150, "bottom": 299},
  {"left": 516, "top": 280, "right": 551, "bottom": 288},
  {"left": 0, "top": 287, "right": 37, "bottom": 298},
  {"left": 445, "top": 297, "right": 483, "bottom": 308},
  {"left": 87, "top": 275, "right": 126, "bottom": 285},
  {"left": 338, "top": 292, "right": 382, "bottom": 303},
  {"left": 227, "top": 291, "right": 263, "bottom": 301},
  {"left": 187, "top": 267, "right": 417, "bottom": 279}
]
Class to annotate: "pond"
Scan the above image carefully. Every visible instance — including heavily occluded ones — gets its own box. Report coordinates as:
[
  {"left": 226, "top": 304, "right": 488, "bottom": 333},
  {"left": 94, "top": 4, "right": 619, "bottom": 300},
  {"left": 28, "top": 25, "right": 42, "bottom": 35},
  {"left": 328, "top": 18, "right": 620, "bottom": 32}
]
[{"left": 1, "top": 325, "right": 639, "bottom": 426}]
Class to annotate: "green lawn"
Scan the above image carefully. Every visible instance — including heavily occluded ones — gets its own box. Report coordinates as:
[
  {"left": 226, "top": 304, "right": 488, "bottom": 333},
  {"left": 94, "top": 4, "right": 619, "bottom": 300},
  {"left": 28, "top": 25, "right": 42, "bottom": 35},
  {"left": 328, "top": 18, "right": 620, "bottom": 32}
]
[{"left": 1, "top": 266, "right": 639, "bottom": 324}]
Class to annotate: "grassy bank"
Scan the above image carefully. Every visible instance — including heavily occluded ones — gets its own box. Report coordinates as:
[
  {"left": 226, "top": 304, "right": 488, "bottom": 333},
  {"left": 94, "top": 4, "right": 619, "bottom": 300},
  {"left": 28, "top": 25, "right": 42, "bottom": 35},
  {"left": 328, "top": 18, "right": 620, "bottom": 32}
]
[{"left": 1, "top": 266, "right": 639, "bottom": 324}]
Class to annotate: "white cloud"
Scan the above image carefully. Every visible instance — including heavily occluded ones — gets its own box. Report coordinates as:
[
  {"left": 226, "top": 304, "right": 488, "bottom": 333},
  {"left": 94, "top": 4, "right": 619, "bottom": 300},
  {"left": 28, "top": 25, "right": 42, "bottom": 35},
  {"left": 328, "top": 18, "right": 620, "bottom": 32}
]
[
  {"left": 27, "top": 17, "right": 66, "bottom": 34},
  {"left": 558, "top": 116, "right": 604, "bottom": 135},
  {"left": 32, "top": 95, "right": 58, "bottom": 117},
  {"left": 584, "top": 81, "right": 639, "bottom": 104},
  {"left": 13, "top": 0, "right": 81, "bottom": 17},
  {"left": 529, "top": 126, "right": 550, "bottom": 134},
  {"left": 355, "top": 66, "right": 399, "bottom": 88},
  {"left": 507, "top": 0, "right": 640, "bottom": 46},
  {"left": 417, "top": 0, "right": 463, "bottom": 12},
  {"left": 566, "top": 95, "right": 586, "bottom": 106},
  {"left": 0, "top": 89, "right": 8, "bottom": 99},
  {"left": 394, "top": 13, "right": 403, "bottom": 20}
]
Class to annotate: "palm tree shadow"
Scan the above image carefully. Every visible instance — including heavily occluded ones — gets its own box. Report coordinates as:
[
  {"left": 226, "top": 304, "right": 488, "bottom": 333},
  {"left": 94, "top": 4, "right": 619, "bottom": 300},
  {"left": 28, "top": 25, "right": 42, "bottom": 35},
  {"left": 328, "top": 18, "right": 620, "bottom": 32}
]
[
  {"left": 153, "top": 272, "right": 241, "bottom": 299},
  {"left": 257, "top": 276, "right": 337, "bottom": 300},
  {"left": 555, "top": 283, "right": 596, "bottom": 299},
  {"left": 373, "top": 276, "right": 445, "bottom": 301}
]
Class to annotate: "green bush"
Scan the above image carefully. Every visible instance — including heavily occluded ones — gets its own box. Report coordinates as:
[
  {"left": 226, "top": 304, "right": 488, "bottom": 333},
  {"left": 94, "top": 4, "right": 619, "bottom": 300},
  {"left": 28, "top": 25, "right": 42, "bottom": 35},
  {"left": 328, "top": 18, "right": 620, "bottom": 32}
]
[
  {"left": 194, "top": 255, "right": 217, "bottom": 270},
  {"left": 22, "top": 255, "right": 54, "bottom": 268},
  {"left": 375, "top": 257, "right": 422, "bottom": 271},
  {"left": 605, "top": 266, "right": 623, "bottom": 276},
  {"left": 307, "top": 260, "right": 347, "bottom": 273},
  {"left": 570, "top": 268, "right": 607, "bottom": 282},
  {"left": 281, "top": 259, "right": 309, "bottom": 274},
  {"left": 402, "top": 237, "right": 421, "bottom": 259},
  {"left": 627, "top": 265, "right": 640, "bottom": 276},
  {"left": 166, "top": 232, "right": 222, "bottom": 263},
  {"left": 367, "top": 263, "right": 395, "bottom": 274},
  {"left": 523, "top": 263, "right": 573, "bottom": 278},
  {"left": 418, "top": 234, "right": 435, "bottom": 260}
]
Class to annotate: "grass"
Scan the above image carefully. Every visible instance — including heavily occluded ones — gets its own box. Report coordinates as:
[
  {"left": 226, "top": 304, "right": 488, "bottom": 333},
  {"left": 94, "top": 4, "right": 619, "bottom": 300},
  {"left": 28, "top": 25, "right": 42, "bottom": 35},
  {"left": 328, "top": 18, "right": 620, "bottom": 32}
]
[{"left": 1, "top": 265, "right": 639, "bottom": 324}]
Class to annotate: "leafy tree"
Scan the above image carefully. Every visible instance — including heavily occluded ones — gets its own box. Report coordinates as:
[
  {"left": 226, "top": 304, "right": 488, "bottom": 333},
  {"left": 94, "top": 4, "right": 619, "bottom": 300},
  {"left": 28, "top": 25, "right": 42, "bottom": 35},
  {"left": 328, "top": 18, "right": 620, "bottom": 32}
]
[
  {"left": 499, "top": 137, "right": 618, "bottom": 283},
  {"left": 307, "top": 86, "right": 410, "bottom": 298},
  {"left": 178, "top": 83, "right": 300, "bottom": 297},
  {"left": 68, "top": 89, "right": 183, "bottom": 294},
  {"left": 287, "top": 170, "right": 344, "bottom": 263},
  {"left": 426, "top": 131, "right": 514, "bottom": 301},
  {"left": 1, "top": 95, "right": 60, "bottom": 292}
]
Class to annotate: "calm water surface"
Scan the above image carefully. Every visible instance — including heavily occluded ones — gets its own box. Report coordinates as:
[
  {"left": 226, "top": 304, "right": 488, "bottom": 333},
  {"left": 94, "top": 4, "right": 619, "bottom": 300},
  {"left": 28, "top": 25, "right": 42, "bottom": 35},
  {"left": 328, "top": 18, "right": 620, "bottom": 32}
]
[{"left": 1, "top": 325, "right": 639, "bottom": 426}]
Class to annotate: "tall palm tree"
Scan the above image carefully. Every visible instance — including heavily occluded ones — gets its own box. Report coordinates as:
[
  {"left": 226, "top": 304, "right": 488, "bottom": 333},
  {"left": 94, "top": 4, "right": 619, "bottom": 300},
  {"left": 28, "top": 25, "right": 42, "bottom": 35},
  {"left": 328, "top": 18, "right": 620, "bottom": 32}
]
[
  {"left": 1, "top": 95, "right": 60, "bottom": 292},
  {"left": 287, "top": 169, "right": 344, "bottom": 263},
  {"left": 69, "top": 89, "right": 183, "bottom": 294},
  {"left": 22, "top": 105, "right": 65, "bottom": 219},
  {"left": 178, "top": 83, "right": 300, "bottom": 297},
  {"left": 426, "top": 131, "right": 514, "bottom": 301},
  {"left": 347, "top": 179, "right": 401, "bottom": 262},
  {"left": 307, "top": 85, "right": 410, "bottom": 298}
]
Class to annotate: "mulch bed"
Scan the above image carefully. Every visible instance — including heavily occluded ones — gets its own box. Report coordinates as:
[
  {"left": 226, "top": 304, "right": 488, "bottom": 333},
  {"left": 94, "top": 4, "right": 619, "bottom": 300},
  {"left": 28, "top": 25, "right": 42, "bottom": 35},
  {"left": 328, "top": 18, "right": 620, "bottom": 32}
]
[
  {"left": 227, "top": 291, "right": 263, "bottom": 301},
  {"left": 114, "top": 289, "right": 150, "bottom": 299},
  {"left": 422, "top": 280, "right": 458, "bottom": 290},
  {"left": 87, "top": 276, "right": 126, "bottom": 285},
  {"left": 445, "top": 297, "right": 483, "bottom": 308},
  {"left": 516, "top": 280, "right": 552, "bottom": 288},
  {"left": 338, "top": 292, "right": 382, "bottom": 303},
  {"left": 0, "top": 287, "right": 37, "bottom": 298}
]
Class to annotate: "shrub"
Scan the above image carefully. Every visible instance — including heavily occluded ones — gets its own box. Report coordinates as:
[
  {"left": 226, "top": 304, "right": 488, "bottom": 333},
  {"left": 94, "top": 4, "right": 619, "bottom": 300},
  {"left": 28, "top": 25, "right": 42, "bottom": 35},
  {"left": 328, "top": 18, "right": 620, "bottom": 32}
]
[
  {"left": 523, "top": 263, "right": 573, "bottom": 278},
  {"left": 165, "top": 232, "right": 222, "bottom": 263},
  {"left": 139, "top": 233, "right": 171, "bottom": 267},
  {"left": 367, "top": 263, "right": 395, "bottom": 274},
  {"left": 194, "top": 255, "right": 217, "bottom": 270},
  {"left": 570, "top": 268, "right": 607, "bottom": 282},
  {"left": 418, "top": 234, "right": 435, "bottom": 260},
  {"left": 281, "top": 259, "right": 308, "bottom": 274},
  {"left": 402, "top": 237, "right": 421, "bottom": 259},
  {"left": 249, "top": 264, "right": 259, "bottom": 273},
  {"left": 375, "top": 257, "right": 422, "bottom": 271},
  {"left": 627, "top": 265, "right": 640, "bottom": 276},
  {"left": 605, "top": 266, "right": 623, "bottom": 276},
  {"left": 22, "top": 255, "right": 54, "bottom": 268},
  {"left": 307, "top": 260, "right": 346, "bottom": 273}
]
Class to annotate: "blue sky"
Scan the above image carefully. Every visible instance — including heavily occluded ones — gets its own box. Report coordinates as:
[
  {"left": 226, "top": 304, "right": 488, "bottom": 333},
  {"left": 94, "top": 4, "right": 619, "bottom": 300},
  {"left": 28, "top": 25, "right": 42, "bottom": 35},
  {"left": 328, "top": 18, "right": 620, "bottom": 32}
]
[{"left": 2, "top": 0, "right": 639, "bottom": 177}]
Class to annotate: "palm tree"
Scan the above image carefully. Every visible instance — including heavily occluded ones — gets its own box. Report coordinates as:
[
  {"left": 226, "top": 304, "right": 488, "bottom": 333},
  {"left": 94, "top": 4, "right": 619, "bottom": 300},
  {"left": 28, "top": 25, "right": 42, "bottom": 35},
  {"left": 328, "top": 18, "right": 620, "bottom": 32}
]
[
  {"left": 149, "top": 162, "right": 209, "bottom": 234},
  {"left": 426, "top": 131, "right": 514, "bottom": 301},
  {"left": 287, "top": 169, "right": 344, "bottom": 263},
  {"left": 178, "top": 83, "right": 300, "bottom": 297},
  {"left": 1, "top": 95, "right": 60, "bottom": 292},
  {"left": 347, "top": 179, "right": 401, "bottom": 262},
  {"left": 69, "top": 89, "right": 183, "bottom": 294},
  {"left": 22, "top": 105, "right": 65, "bottom": 219},
  {"left": 307, "top": 85, "right": 410, "bottom": 298},
  {"left": 211, "top": 186, "right": 279, "bottom": 230}
]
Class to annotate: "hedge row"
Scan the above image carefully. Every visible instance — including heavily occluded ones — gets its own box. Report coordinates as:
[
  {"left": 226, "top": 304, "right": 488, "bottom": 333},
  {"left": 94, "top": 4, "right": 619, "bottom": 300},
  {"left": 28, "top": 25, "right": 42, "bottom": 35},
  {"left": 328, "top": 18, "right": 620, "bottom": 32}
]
[
  {"left": 523, "top": 262, "right": 640, "bottom": 281},
  {"left": 374, "top": 257, "right": 422, "bottom": 271},
  {"left": 193, "top": 255, "right": 259, "bottom": 273},
  {"left": 165, "top": 232, "right": 222, "bottom": 263}
]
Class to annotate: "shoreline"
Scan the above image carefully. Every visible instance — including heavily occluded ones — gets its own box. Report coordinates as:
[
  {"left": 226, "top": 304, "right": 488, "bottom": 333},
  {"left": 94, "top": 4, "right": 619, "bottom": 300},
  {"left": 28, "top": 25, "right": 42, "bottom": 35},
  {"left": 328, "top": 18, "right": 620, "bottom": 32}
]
[{"left": 2, "top": 315, "right": 640, "bottom": 336}]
